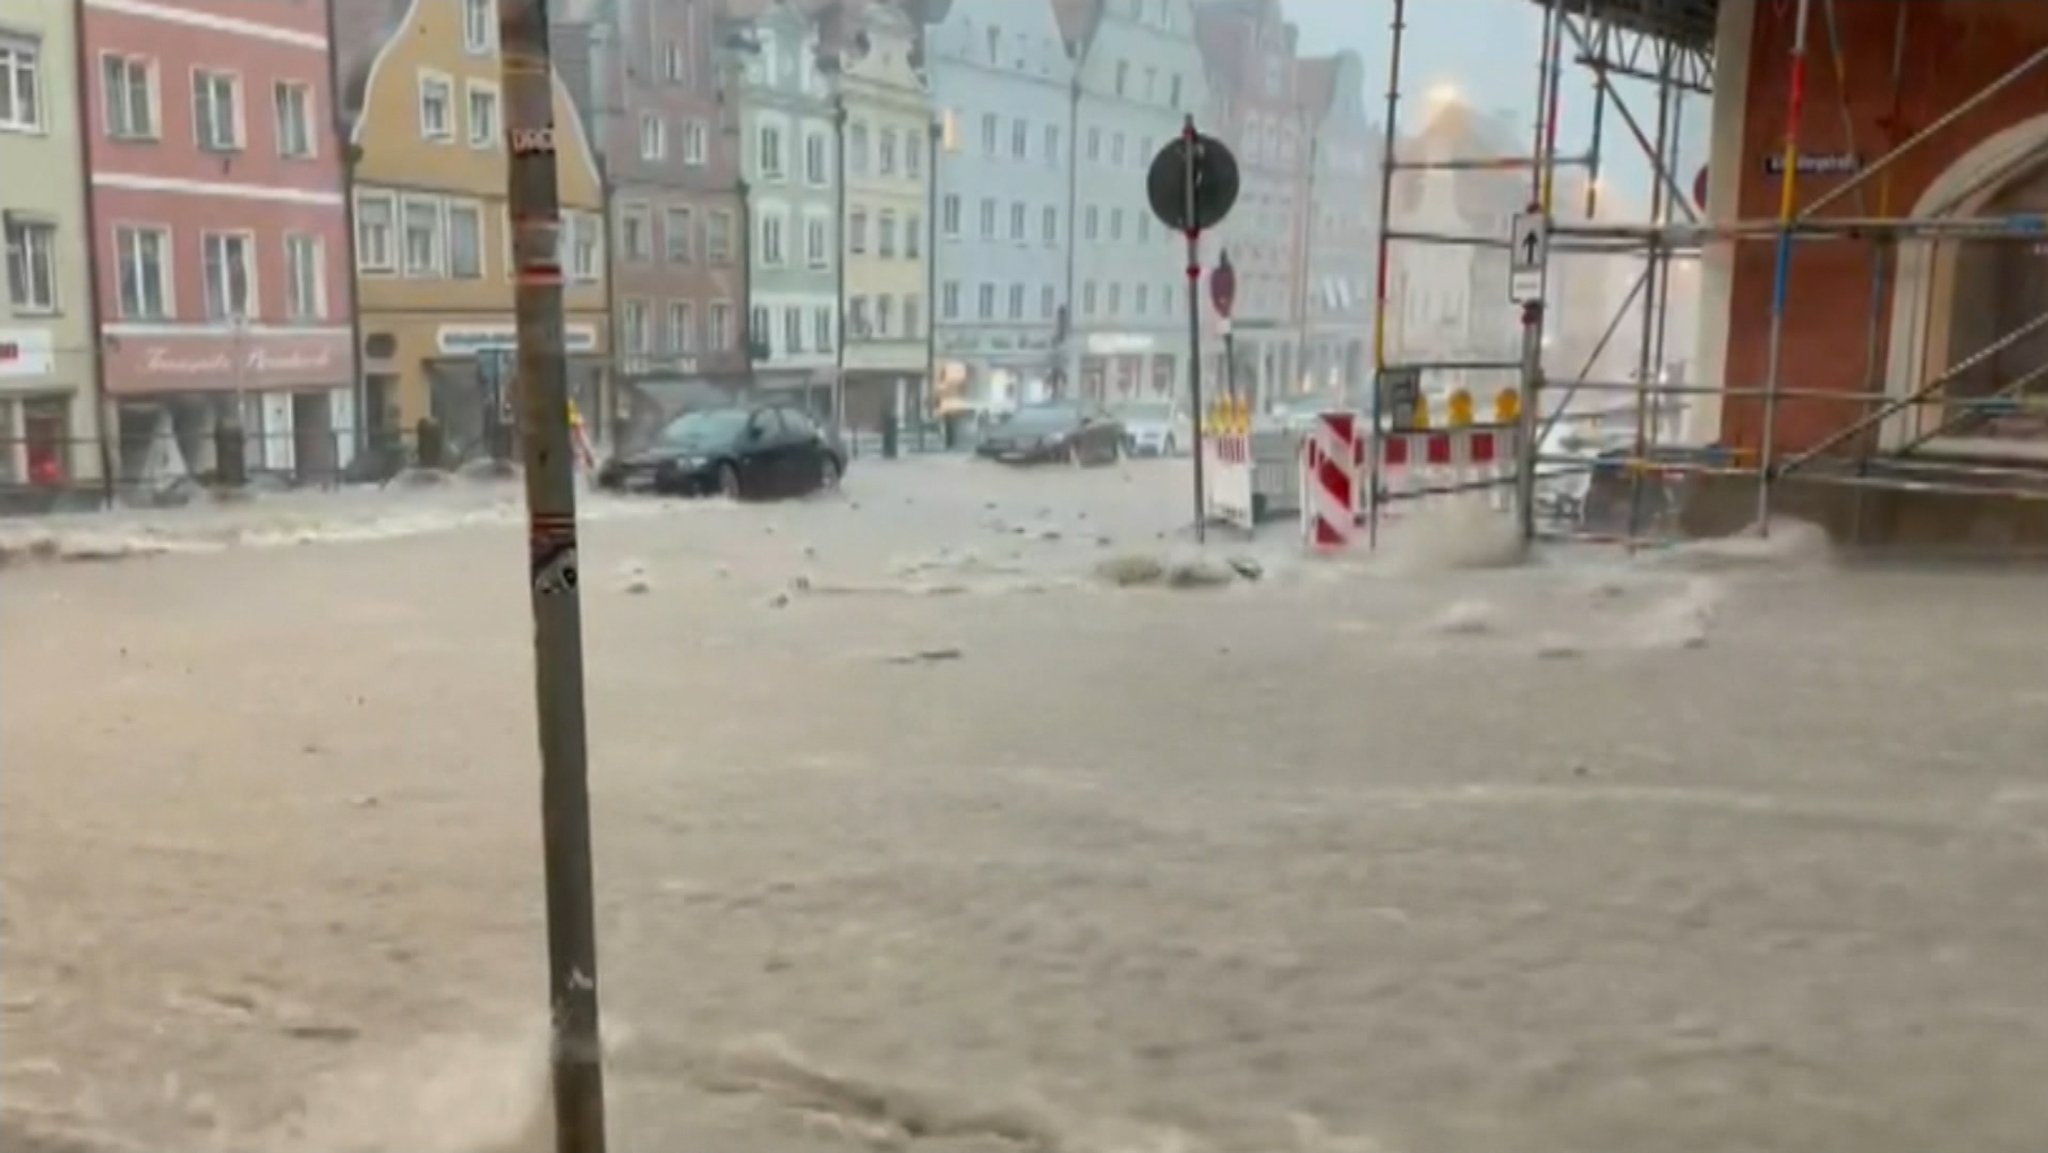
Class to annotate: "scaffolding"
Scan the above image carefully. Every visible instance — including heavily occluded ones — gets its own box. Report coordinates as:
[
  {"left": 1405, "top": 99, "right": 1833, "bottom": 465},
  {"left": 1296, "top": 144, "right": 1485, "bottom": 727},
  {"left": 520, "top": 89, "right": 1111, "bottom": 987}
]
[{"left": 1367, "top": 0, "right": 2048, "bottom": 551}]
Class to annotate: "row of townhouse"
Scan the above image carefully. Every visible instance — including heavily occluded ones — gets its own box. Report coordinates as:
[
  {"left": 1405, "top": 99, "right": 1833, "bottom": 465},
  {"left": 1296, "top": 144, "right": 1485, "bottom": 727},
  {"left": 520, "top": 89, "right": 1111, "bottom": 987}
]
[{"left": 0, "top": 0, "right": 1381, "bottom": 498}]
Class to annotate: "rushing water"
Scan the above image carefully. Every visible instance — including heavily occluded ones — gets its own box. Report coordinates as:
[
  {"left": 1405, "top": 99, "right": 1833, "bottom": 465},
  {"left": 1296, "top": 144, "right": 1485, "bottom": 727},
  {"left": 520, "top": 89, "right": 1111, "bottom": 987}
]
[{"left": 6, "top": 461, "right": 2048, "bottom": 1152}]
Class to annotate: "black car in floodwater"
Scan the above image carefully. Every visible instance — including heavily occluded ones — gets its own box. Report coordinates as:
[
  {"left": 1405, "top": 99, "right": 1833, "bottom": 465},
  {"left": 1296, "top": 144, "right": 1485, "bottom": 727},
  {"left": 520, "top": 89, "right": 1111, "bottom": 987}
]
[
  {"left": 596, "top": 404, "right": 845, "bottom": 500},
  {"left": 974, "top": 403, "right": 1126, "bottom": 466}
]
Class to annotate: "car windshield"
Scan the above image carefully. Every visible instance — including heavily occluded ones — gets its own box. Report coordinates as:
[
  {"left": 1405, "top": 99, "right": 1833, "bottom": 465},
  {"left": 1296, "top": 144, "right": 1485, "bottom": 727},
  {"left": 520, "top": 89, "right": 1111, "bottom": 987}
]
[
  {"left": 657, "top": 409, "right": 749, "bottom": 450},
  {"left": 1005, "top": 405, "right": 1080, "bottom": 430}
]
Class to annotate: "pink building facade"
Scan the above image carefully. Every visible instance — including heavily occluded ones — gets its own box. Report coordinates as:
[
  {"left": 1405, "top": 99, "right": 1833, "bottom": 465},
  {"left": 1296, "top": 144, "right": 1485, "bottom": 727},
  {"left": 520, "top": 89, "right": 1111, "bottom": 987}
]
[{"left": 81, "top": 0, "right": 355, "bottom": 483}]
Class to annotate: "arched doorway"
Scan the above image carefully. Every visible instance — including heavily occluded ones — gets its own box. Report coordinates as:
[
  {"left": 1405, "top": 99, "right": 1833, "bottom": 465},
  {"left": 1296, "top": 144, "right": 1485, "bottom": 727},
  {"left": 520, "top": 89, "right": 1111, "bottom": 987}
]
[
  {"left": 1938, "top": 159, "right": 2048, "bottom": 442},
  {"left": 1884, "top": 114, "right": 2048, "bottom": 455}
]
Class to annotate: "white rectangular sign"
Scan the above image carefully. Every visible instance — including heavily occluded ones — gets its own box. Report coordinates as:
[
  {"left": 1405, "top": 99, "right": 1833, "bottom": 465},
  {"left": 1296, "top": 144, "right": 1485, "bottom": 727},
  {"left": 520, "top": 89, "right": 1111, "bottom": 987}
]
[{"left": 1508, "top": 211, "right": 1548, "bottom": 304}]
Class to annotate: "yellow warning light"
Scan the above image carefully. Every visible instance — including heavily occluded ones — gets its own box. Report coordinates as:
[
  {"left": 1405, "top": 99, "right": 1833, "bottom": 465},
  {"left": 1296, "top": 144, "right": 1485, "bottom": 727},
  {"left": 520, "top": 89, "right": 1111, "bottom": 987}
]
[
  {"left": 1448, "top": 389, "right": 1474, "bottom": 428},
  {"left": 1494, "top": 388, "right": 1520, "bottom": 425}
]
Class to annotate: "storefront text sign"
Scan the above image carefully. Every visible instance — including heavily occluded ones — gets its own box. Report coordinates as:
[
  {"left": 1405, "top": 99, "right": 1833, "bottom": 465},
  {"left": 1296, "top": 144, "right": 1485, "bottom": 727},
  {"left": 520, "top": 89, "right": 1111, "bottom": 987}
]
[
  {"left": 0, "top": 329, "right": 57, "bottom": 379},
  {"left": 437, "top": 324, "right": 599, "bottom": 355},
  {"left": 104, "top": 329, "right": 351, "bottom": 395}
]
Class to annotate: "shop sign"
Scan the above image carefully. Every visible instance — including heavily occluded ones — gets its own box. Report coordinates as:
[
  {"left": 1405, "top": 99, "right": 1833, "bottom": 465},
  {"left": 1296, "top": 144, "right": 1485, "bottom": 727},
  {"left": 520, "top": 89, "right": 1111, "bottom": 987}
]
[
  {"left": 437, "top": 323, "right": 599, "bottom": 355},
  {"left": 104, "top": 329, "right": 351, "bottom": 395},
  {"left": 0, "top": 329, "right": 56, "bottom": 378}
]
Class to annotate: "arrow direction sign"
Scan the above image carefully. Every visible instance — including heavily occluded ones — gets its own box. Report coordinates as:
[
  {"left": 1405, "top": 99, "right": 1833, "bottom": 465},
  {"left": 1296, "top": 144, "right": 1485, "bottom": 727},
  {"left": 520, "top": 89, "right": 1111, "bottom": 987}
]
[{"left": 1508, "top": 209, "right": 1548, "bottom": 304}]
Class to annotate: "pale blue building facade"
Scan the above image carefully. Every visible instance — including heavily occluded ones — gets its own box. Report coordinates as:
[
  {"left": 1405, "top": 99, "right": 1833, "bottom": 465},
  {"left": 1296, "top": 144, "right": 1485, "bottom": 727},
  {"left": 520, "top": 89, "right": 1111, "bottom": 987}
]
[
  {"left": 1064, "top": 0, "right": 1207, "bottom": 407},
  {"left": 925, "top": 0, "right": 1074, "bottom": 413}
]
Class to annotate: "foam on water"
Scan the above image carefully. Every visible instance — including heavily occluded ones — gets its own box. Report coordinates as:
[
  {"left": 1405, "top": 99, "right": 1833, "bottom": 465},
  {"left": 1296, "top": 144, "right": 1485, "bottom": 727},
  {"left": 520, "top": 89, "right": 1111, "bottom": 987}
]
[{"left": 1372, "top": 497, "right": 1530, "bottom": 577}]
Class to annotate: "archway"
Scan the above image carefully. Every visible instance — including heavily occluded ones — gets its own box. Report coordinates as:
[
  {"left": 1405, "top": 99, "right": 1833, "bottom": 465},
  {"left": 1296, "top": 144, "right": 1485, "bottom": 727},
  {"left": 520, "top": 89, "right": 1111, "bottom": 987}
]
[{"left": 1883, "top": 113, "right": 2048, "bottom": 454}]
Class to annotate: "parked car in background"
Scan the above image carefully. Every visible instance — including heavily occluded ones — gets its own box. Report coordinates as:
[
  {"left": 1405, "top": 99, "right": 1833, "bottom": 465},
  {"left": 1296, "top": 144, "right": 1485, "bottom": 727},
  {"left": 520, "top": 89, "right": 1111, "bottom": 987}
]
[
  {"left": 974, "top": 403, "right": 1126, "bottom": 466},
  {"left": 1113, "top": 401, "right": 1191, "bottom": 456},
  {"left": 595, "top": 404, "right": 845, "bottom": 500}
]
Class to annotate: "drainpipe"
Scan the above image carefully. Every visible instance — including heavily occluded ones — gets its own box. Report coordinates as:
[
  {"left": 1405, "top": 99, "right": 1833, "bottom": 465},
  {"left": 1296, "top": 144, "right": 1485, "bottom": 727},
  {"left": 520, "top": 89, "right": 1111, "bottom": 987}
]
[
  {"left": 832, "top": 92, "right": 848, "bottom": 430},
  {"left": 923, "top": 116, "right": 940, "bottom": 443},
  {"left": 1062, "top": 73, "right": 1081, "bottom": 401},
  {"left": 70, "top": 0, "right": 116, "bottom": 506},
  {"left": 1294, "top": 121, "right": 1317, "bottom": 397},
  {"left": 739, "top": 175, "right": 755, "bottom": 396},
  {"left": 323, "top": 0, "right": 368, "bottom": 466}
]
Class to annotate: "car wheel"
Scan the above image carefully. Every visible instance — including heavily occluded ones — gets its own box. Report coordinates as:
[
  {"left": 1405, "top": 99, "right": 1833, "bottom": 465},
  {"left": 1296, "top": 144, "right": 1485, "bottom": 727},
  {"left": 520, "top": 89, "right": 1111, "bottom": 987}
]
[
  {"left": 818, "top": 454, "right": 841, "bottom": 491},
  {"left": 717, "top": 462, "right": 742, "bottom": 500}
]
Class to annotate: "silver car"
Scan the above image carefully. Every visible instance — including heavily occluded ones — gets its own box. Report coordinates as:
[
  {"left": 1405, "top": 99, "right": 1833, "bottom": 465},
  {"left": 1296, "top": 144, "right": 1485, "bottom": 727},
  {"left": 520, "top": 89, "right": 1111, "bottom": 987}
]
[{"left": 1114, "top": 401, "right": 1192, "bottom": 456}]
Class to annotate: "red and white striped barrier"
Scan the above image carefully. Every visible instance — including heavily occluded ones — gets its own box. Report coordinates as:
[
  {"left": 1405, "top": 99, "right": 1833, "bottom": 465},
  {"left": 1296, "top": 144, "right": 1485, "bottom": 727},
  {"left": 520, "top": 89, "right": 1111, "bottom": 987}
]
[
  {"left": 1301, "top": 412, "right": 1363, "bottom": 550},
  {"left": 1296, "top": 416, "right": 1521, "bottom": 550},
  {"left": 1202, "top": 427, "right": 1256, "bottom": 530},
  {"left": 1375, "top": 427, "right": 1516, "bottom": 513}
]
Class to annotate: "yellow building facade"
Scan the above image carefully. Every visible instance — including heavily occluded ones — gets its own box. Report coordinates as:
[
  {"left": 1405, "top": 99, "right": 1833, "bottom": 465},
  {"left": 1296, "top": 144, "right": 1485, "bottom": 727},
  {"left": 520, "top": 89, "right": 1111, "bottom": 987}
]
[
  {"left": 344, "top": 0, "right": 609, "bottom": 452},
  {"left": 836, "top": 1, "right": 931, "bottom": 429}
]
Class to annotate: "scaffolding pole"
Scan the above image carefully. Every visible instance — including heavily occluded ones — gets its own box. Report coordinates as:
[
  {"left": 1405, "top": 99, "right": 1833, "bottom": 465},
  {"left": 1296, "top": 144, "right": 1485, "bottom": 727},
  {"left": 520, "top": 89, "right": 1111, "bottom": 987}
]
[{"left": 1364, "top": 0, "right": 2048, "bottom": 556}]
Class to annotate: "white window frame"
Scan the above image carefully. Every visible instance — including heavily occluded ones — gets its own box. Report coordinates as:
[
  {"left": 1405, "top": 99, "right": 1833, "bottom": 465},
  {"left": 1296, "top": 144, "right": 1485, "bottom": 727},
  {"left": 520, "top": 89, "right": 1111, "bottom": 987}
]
[
  {"left": 113, "top": 224, "right": 174, "bottom": 320},
  {"left": 417, "top": 70, "right": 455, "bottom": 143},
  {"left": 191, "top": 67, "right": 243, "bottom": 152},
  {"left": 757, "top": 123, "right": 785, "bottom": 181},
  {"left": 446, "top": 199, "right": 485, "bottom": 279},
  {"left": 664, "top": 206, "right": 692, "bottom": 262},
  {"left": 465, "top": 79, "right": 499, "bottom": 149},
  {"left": 200, "top": 229, "right": 258, "bottom": 321},
  {"left": 805, "top": 215, "right": 828, "bottom": 269},
  {"left": 710, "top": 301, "right": 733, "bottom": 351},
  {"left": 667, "top": 300, "right": 694, "bottom": 353},
  {"left": 569, "top": 211, "right": 602, "bottom": 282},
  {"left": 4, "top": 215, "right": 60, "bottom": 314},
  {"left": 100, "top": 53, "right": 158, "bottom": 140},
  {"left": 401, "top": 194, "right": 445, "bottom": 277},
  {"left": 354, "top": 190, "right": 396, "bottom": 274},
  {"left": 463, "top": 0, "right": 497, "bottom": 55},
  {"left": 623, "top": 298, "right": 650, "bottom": 354},
  {"left": 804, "top": 131, "right": 828, "bottom": 187},
  {"left": 639, "top": 112, "right": 665, "bottom": 161},
  {"left": 681, "top": 119, "right": 707, "bottom": 165},
  {"left": 283, "top": 232, "right": 326, "bottom": 320},
  {"left": 273, "top": 80, "right": 315, "bottom": 159},
  {"left": 0, "top": 37, "right": 43, "bottom": 133},
  {"left": 620, "top": 201, "right": 652, "bottom": 262},
  {"left": 760, "top": 210, "right": 786, "bottom": 267}
]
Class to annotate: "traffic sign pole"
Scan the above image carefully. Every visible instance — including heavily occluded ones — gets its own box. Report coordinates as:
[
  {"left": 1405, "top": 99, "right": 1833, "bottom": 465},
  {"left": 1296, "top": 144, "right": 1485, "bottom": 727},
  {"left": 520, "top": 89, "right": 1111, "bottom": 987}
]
[{"left": 1181, "top": 117, "right": 1207, "bottom": 545}]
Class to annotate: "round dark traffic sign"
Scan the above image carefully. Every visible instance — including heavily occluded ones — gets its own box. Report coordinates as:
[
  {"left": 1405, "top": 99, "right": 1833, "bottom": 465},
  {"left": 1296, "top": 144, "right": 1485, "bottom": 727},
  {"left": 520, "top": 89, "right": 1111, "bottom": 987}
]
[
  {"left": 1209, "top": 249, "right": 1237, "bottom": 318},
  {"left": 1147, "top": 133, "right": 1239, "bottom": 234}
]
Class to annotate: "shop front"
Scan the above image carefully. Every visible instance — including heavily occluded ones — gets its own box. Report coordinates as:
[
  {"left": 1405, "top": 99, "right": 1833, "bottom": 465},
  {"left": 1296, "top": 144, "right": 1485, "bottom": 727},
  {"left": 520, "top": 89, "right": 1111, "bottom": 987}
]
[
  {"left": 102, "top": 326, "right": 353, "bottom": 488},
  {"left": 1080, "top": 333, "right": 1188, "bottom": 405},
  {"left": 936, "top": 328, "right": 1059, "bottom": 414},
  {"left": 0, "top": 326, "right": 101, "bottom": 500},
  {"left": 356, "top": 316, "right": 611, "bottom": 467}
]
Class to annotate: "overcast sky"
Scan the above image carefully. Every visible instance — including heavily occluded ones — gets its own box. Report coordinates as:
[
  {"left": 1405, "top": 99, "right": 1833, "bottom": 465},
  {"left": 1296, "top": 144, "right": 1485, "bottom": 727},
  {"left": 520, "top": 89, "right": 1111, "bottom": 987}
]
[{"left": 1280, "top": 0, "right": 1713, "bottom": 212}]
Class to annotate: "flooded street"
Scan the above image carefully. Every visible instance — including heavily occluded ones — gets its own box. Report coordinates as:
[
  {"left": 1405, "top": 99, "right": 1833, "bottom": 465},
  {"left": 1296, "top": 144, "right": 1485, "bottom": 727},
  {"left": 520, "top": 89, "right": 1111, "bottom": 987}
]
[{"left": 6, "top": 457, "right": 2048, "bottom": 1152}]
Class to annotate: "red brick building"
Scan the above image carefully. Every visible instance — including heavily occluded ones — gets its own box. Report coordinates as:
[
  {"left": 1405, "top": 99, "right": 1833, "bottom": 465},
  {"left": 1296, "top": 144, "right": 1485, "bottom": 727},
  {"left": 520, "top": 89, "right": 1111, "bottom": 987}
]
[
  {"left": 82, "top": 0, "right": 354, "bottom": 484},
  {"left": 1695, "top": 0, "right": 2048, "bottom": 462}
]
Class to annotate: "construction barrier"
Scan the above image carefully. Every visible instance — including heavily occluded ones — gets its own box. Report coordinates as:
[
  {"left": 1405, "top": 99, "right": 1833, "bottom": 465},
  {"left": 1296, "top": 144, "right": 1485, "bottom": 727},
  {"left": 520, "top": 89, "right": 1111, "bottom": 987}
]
[
  {"left": 1299, "top": 387, "right": 1523, "bottom": 550},
  {"left": 1201, "top": 396, "right": 1256, "bottom": 531},
  {"left": 1301, "top": 411, "right": 1363, "bottom": 550}
]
